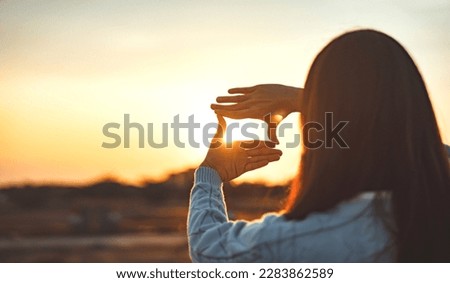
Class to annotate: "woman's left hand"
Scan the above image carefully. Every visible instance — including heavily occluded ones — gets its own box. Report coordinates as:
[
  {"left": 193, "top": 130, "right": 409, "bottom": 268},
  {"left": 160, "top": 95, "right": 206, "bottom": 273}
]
[
  {"left": 200, "top": 115, "right": 283, "bottom": 182},
  {"left": 211, "top": 84, "right": 303, "bottom": 143}
]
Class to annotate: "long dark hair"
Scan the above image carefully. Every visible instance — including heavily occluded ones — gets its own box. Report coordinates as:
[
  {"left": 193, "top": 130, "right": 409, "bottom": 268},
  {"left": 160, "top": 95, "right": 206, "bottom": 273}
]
[{"left": 284, "top": 30, "right": 450, "bottom": 262}]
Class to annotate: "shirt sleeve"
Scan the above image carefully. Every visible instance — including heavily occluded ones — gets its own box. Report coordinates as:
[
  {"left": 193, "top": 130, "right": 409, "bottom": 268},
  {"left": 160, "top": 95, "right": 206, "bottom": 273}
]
[
  {"left": 187, "top": 167, "right": 390, "bottom": 262},
  {"left": 187, "top": 166, "right": 271, "bottom": 262}
]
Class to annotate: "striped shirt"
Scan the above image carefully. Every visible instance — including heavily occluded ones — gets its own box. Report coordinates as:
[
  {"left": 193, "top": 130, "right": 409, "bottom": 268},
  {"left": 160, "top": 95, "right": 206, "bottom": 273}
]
[{"left": 188, "top": 167, "right": 395, "bottom": 262}]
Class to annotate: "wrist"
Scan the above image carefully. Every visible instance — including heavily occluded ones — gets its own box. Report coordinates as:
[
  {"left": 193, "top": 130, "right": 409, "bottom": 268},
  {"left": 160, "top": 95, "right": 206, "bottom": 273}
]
[
  {"left": 199, "top": 160, "right": 225, "bottom": 182},
  {"left": 195, "top": 166, "right": 223, "bottom": 186},
  {"left": 282, "top": 86, "right": 302, "bottom": 115},
  {"left": 200, "top": 159, "right": 214, "bottom": 170}
]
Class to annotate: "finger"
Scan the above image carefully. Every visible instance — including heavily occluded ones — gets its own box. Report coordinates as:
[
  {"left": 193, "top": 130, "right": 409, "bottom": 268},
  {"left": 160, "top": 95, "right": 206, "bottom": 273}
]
[
  {"left": 240, "top": 140, "right": 276, "bottom": 149},
  {"left": 248, "top": 154, "right": 281, "bottom": 164},
  {"left": 244, "top": 160, "right": 269, "bottom": 172},
  {"left": 211, "top": 102, "right": 249, "bottom": 111},
  {"left": 268, "top": 125, "right": 279, "bottom": 144},
  {"left": 215, "top": 95, "right": 249, "bottom": 103},
  {"left": 244, "top": 140, "right": 277, "bottom": 150},
  {"left": 214, "top": 109, "right": 251, "bottom": 120},
  {"left": 246, "top": 146, "right": 282, "bottom": 156},
  {"left": 264, "top": 140, "right": 277, "bottom": 148},
  {"left": 231, "top": 140, "right": 274, "bottom": 150},
  {"left": 228, "top": 86, "right": 256, "bottom": 94},
  {"left": 264, "top": 114, "right": 280, "bottom": 144}
]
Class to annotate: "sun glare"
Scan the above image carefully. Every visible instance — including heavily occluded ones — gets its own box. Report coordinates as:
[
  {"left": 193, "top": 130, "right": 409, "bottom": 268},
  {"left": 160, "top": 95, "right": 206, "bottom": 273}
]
[
  {"left": 222, "top": 118, "right": 269, "bottom": 144},
  {"left": 0, "top": 1, "right": 448, "bottom": 187}
]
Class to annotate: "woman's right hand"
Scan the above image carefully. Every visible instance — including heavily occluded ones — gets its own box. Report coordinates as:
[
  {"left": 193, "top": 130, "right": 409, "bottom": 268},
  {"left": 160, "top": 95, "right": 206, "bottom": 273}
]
[
  {"left": 200, "top": 115, "right": 282, "bottom": 182},
  {"left": 211, "top": 84, "right": 303, "bottom": 143}
]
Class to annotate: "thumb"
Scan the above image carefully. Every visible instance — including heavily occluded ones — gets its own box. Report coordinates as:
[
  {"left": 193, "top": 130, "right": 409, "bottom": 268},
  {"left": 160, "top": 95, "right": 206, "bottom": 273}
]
[
  {"left": 264, "top": 114, "right": 279, "bottom": 144},
  {"left": 209, "top": 115, "right": 227, "bottom": 149},
  {"left": 268, "top": 124, "right": 279, "bottom": 144}
]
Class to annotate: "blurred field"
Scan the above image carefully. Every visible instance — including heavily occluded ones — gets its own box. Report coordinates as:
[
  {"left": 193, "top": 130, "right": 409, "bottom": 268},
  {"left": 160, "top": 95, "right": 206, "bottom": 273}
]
[{"left": 0, "top": 169, "right": 287, "bottom": 262}]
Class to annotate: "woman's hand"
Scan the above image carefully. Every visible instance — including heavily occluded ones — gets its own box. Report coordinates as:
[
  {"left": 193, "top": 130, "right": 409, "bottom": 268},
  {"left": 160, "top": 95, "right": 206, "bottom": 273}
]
[
  {"left": 211, "top": 84, "right": 303, "bottom": 143},
  {"left": 211, "top": 84, "right": 302, "bottom": 119},
  {"left": 200, "top": 115, "right": 282, "bottom": 182}
]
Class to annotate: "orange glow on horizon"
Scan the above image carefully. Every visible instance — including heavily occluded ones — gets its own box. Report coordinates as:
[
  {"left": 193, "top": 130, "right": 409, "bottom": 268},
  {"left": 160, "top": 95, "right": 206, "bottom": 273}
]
[{"left": 1, "top": 1, "right": 448, "bottom": 187}]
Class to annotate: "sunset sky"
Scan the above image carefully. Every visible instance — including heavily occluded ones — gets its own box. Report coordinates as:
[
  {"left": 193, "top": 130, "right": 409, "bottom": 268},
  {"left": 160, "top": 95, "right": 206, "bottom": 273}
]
[{"left": 1, "top": 0, "right": 449, "bottom": 186}]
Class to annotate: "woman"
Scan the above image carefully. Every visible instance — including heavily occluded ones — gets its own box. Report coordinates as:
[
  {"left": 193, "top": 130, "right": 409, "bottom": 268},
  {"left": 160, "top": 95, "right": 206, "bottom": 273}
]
[{"left": 188, "top": 29, "right": 450, "bottom": 262}]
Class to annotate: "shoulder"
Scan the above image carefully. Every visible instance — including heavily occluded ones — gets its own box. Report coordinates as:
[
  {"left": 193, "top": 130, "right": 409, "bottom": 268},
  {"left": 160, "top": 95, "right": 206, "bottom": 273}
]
[
  {"left": 260, "top": 192, "right": 383, "bottom": 234},
  {"left": 253, "top": 192, "right": 394, "bottom": 262}
]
